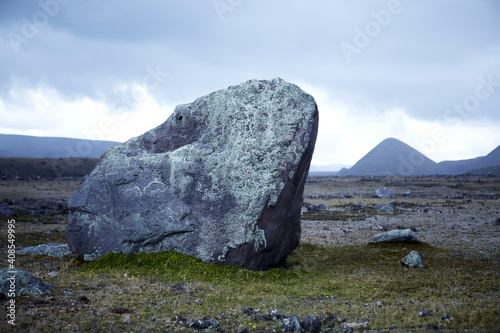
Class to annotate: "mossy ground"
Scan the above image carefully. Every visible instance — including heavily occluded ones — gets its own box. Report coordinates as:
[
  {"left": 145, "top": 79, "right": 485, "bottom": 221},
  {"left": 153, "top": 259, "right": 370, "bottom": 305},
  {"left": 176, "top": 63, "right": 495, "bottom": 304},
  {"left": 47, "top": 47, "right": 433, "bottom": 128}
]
[
  {"left": 1, "top": 238, "right": 498, "bottom": 332},
  {"left": 0, "top": 176, "right": 499, "bottom": 332}
]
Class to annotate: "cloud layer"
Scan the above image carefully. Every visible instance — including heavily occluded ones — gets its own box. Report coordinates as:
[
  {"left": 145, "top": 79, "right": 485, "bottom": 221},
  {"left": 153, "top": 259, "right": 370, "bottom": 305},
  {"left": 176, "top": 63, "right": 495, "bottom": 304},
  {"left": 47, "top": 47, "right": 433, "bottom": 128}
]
[{"left": 1, "top": 0, "right": 499, "bottom": 165}]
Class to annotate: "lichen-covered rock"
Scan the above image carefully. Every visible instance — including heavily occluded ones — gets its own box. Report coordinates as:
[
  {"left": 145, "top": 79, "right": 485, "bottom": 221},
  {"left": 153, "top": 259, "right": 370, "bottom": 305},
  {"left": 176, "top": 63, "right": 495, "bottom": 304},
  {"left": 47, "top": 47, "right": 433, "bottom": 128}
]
[
  {"left": 375, "top": 187, "right": 395, "bottom": 198},
  {"left": 369, "top": 229, "right": 421, "bottom": 244},
  {"left": 402, "top": 250, "right": 424, "bottom": 268},
  {"left": 0, "top": 268, "right": 51, "bottom": 296},
  {"left": 66, "top": 78, "right": 318, "bottom": 270},
  {"left": 17, "top": 243, "right": 72, "bottom": 257}
]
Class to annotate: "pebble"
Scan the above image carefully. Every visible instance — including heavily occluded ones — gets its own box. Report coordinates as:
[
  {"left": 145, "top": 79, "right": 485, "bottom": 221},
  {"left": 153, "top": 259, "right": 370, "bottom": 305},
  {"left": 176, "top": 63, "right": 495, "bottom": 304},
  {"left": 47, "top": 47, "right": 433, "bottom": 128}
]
[{"left": 418, "top": 308, "right": 432, "bottom": 317}]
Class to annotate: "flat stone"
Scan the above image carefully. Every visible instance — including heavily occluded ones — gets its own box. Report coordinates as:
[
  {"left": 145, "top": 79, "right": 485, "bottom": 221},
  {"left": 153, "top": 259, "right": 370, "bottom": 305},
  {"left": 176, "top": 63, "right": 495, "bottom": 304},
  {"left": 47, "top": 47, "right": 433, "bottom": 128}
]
[
  {"left": 66, "top": 78, "right": 318, "bottom": 270},
  {"left": 369, "top": 229, "right": 422, "bottom": 244},
  {"left": 17, "top": 243, "right": 72, "bottom": 257}
]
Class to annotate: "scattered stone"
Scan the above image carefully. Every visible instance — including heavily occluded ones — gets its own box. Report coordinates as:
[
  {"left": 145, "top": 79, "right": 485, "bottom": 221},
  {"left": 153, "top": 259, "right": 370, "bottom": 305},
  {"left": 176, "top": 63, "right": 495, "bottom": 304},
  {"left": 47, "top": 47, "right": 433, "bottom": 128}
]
[
  {"left": 172, "top": 315, "right": 187, "bottom": 324},
  {"left": 376, "top": 203, "right": 397, "bottom": 212},
  {"left": 418, "top": 308, "right": 433, "bottom": 317},
  {"left": 0, "top": 268, "right": 51, "bottom": 296},
  {"left": 17, "top": 243, "right": 72, "bottom": 257},
  {"left": 302, "top": 315, "right": 324, "bottom": 332},
  {"left": 375, "top": 187, "right": 395, "bottom": 198},
  {"left": 194, "top": 298, "right": 203, "bottom": 305},
  {"left": 439, "top": 312, "right": 453, "bottom": 323},
  {"left": 123, "top": 315, "right": 132, "bottom": 324},
  {"left": 369, "top": 229, "right": 422, "bottom": 244},
  {"left": 66, "top": 78, "right": 319, "bottom": 271},
  {"left": 270, "top": 309, "right": 280, "bottom": 317},
  {"left": 402, "top": 250, "right": 425, "bottom": 268},
  {"left": 372, "top": 223, "right": 392, "bottom": 231},
  {"left": 189, "top": 318, "right": 218, "bottom": 329},
  {"left": 375, "top": 301, "right": 382, "bottom": 307},
  {"left": 0, "top": 203, "right": 15, "bottom": 216},
  {"left": 242, "top": 307, "right": 254, "bottom": 315},
  {"left": 342, "top": 321, "right": 368, "bottom": 329},
  {"left": 283, "top": 315, "right": 302, "bottom": 332},
  {"left": 37, "top": 198, "right": 68, "bottom": 214}
]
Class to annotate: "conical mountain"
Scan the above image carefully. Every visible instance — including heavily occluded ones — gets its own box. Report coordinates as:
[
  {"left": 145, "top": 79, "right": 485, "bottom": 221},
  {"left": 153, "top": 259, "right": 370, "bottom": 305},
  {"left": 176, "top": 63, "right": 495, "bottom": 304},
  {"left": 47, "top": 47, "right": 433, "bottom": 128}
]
[{"left": 340, "top": 138, "right": 444, "bottom": 176}]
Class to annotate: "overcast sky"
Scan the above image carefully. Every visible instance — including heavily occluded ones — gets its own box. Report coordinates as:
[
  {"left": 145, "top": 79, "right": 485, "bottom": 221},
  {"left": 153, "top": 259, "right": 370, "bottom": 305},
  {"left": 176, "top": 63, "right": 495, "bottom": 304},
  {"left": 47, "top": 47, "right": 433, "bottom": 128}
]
[{"left": 1, "top": 0, "right": 499, "bottom": 166}]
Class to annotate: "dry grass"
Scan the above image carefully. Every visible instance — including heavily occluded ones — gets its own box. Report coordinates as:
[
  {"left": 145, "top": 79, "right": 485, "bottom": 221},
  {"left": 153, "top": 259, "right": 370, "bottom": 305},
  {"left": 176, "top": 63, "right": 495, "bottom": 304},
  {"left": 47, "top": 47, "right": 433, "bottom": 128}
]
[{"left": 0, "top": 176, "right": 499, "bottom": 332}]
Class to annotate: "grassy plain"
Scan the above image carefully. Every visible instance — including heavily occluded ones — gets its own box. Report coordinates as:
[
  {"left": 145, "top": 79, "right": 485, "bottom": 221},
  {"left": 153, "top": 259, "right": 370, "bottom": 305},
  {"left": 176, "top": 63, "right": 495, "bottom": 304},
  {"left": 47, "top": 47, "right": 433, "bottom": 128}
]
[{"left": 0, "top": 175, "right": 499, "bottom": 332}]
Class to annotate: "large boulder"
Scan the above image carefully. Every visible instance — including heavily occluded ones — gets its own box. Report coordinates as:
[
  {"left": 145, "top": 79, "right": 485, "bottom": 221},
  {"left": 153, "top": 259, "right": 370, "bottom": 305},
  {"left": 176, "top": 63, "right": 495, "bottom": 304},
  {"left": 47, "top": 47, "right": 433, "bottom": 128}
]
[{"left": 66, "top": 78, "right": 318, "bottom": 270}]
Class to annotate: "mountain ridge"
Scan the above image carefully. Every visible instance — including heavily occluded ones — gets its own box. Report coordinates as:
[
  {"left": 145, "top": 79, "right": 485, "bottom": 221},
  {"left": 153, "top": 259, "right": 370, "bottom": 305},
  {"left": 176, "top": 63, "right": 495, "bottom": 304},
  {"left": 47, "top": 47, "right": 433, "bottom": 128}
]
[
  {"left": 339, "top": 138, "right": 500, "bottom": 176},
  {"left": 0, "top": 134, "right": 120, "bottom": 158}
]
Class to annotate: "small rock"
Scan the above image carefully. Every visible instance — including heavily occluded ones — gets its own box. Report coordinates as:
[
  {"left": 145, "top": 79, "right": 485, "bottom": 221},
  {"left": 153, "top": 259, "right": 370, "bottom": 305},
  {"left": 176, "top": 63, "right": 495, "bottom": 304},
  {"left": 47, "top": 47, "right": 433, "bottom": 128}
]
[
  {"left": 302, "top": 316, "right": 324, "bottom": 332},
  {"left": 402, "top": 250, "right": 425, "bottom": 268},
  {"left": 269, "top": 309, "right": 280, "bottom": 317},
  {"left": 0, "top": 203, "right": 15, "bottom": 216},
  {"left": 376, "top": 203, "right": 396, "bottom": 212},
  {"left": 439, "top": 312, "right": 453, "bottom": 322},
  {"left": 0, "top": 268, "right": 51, "bottom": 296},
  {"left": 189, "top": 319, "right": 211, "bottom": 329},
  {"left": 123, "top": 315, "right": 132, "bottom": 324},
  {"left": 375, "top": 187, "right": 395, "bottom": 198},
  {"left": 418, "top": 308, "right": 432, "bottom": 317},
  {"left": 283, "top": 315, "right": 302, "bottom": 332},
  {"left": 208, "top": 318, "right": 218, "bottom": 328},
  {"left": 172, "top": 315, "right": 187, "bottom": 324},
  {"left": 194, "top": 298, "right": 203, "bottom": 305},
  {"left": 375, "top": 301, "right": 382, "bottom": 307}
]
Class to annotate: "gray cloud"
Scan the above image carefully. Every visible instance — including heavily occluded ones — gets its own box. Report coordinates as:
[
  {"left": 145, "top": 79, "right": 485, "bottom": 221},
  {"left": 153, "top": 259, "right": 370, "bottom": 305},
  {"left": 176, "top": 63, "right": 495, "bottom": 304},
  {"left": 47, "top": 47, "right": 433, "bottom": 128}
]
[{"left": 0, "top": 0, "right": 499, "bottom": 157}]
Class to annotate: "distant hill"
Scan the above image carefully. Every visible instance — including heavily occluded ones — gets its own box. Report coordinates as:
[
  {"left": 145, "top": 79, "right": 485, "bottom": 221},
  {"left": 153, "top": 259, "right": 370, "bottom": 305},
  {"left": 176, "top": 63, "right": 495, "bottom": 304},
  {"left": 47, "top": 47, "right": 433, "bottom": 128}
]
[
  {"left": 438, "top": 145, "right": 500, "bottom": 174},
  {"left": 338, "top": 138, "right": 444, "bottom": 176},
  {"left": 0, "top": 134, "right": 120, "bottom": 158},
  {"left": 0, "top": 157, "right": 99, "bottom": 179},
  {"left": 339, "top": 138, "right": 500, "bottom": 176}
]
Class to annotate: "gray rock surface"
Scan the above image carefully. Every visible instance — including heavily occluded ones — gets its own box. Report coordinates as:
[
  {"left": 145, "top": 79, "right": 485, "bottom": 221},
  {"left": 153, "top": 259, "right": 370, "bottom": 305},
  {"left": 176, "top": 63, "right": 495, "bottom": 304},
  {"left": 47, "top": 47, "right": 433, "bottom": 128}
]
[
  {"left": 402, "top": 250, "right": 424, "bottom": 268},
  {"left": 369, "top": 229, "right": 421, "bottom": 244},
  {"left": 0, "top": 203, "right": 15, "bottom": 216},
  {"left": 66, "top": 78, "right": 318, "bottom": 270},
  {"left": 0, "top": 268, "right": 51, "bottom": 296},
  {"left": 376, "top": 203, "right": 396, "bottom": 212},
  {"left": 17, "top": 243, "right": 72, "bottom": 257},
  {"left": 375, "top": 187, "right": 395, "bottom": 198}
]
